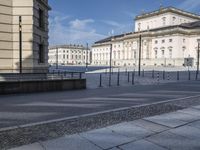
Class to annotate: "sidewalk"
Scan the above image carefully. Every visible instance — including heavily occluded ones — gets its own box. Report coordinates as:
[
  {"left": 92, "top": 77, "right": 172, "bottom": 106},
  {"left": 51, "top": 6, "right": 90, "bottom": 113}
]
[{"left": 10, "top": 105, "right": 200, "bottom": 150}]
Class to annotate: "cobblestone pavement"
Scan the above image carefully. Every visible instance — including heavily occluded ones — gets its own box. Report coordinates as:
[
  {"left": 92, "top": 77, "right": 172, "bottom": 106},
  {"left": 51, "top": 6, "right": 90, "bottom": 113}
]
[{"left": 10, "top": 104, "right": 200, "bottom": 150}]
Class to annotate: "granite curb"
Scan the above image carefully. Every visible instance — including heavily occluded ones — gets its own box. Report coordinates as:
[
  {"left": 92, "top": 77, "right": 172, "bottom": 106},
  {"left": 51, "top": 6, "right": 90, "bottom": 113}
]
[{"left": 1, "top": 95, "right": 200, "bottom": 149}]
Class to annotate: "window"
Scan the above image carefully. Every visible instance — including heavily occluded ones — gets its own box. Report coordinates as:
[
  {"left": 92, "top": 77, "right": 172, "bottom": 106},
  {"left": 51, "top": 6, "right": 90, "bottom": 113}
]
[
  {"left": 162, "top": 50, "right": 165, "bottom": 58},
  {"left": 169, "top": 49, "right": 172, "bottom": 58},
  {"left": 38, "top": 44, "right": 45, "bottom": 63},
  {"left": 169, "top": 39, "right": 173, "bottom": 42},
  {"left": 183, "top": 39, "right": 186, "bottom": 43},
  {"left": 155, "top": 40, "right": 158, "bottom": 44},
  {"left": 39, "top": 8, "right": 45, "bottom": 29},
  {"left": 172, "top": 17, "right": 176, "bottom": 24},
  {"left": 162, "top": 40, "right": 165, "bottom": 43},
  {"left": 155, "top": 50, "right": 158, "bottom": 58},
  {"left": 162, "top": 17, "right": 166, "bottom": 26}
]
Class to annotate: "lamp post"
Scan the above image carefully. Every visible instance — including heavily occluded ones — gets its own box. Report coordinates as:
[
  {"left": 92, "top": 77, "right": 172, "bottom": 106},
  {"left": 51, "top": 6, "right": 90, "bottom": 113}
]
[
  {"left": 196, "top": 39, "right": 200, "bottom": 77},
  {"left": 138, "top": 34, "right": 142, "bottom": 76},
  {"left": 86, "top": 43, "right": 89, "bottom": 72},
  {"left": 19, "top": 16, "right": 22, "bottom": 74},
  {"left": 109, "top": 37, "right": 113, "bottom": 86}
]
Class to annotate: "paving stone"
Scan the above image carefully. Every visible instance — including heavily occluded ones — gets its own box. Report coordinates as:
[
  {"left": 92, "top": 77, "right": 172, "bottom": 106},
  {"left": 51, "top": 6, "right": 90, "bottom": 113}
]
[
  {"left": 161, "top": 112, "right": 200, "bottom": 123},
  {"left": 80, "top": 128, "right": 132, "bottom": 150},
  {"left": 188, "top": 120, "right": 200, "bottom": 129},
  {"left": 119, "top": 139, "right": 167, "bottom": 150},
  {"left": 9, "top": 143, "right": 44, "bottom": 150},
  {"left": 41, "top": 134, "right": 102, "bottom": 150},
  {"left": 147, "top": 131, "right": 200, "bottom": 150},
  {"left": 130, "top": 119, "right": 170, "bottom": 133},
  {"left": 169, "top": 125, "right": 200, "bottom": 140},
  {"left": 107, "top": 122, "right": 154, "bottom": 139},
  {"left": 144, "top": 112, "right": 188, "bottom": 128},
  {"left": 177, "top": 108, "right": 200, "bottom": 117},
  {"left": 192, "top": 105, "right": 200, "bottom": 110}
]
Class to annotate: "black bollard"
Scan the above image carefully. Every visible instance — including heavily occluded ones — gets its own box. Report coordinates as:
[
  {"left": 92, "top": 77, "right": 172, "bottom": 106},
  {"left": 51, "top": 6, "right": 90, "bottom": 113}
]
[
  {"left": 177, "top": 71, "right": 179, "bottom": 81},
  {"left": 117, "top": 71, "right": 120, "bottom": 86},
  {"left": 163, "top": 71, "right": 165, "bottom": 80},
  {"left": 128, "top": 72, "right": 130, "bottom": 82},
  {"left": 188, "top": 71, "right": 191, "bottom": 80},
  {"left": 152, "top": 70, "right": 154, "bottom": 79},
  {"left": 132, "top": 71, "right": 135, "bottom": 85},
  {"left": 99, "top": 74, "right": 102, "bottom": 87},
  {"left": 195, "top": 71, "right": 198, "bottom": 80}
]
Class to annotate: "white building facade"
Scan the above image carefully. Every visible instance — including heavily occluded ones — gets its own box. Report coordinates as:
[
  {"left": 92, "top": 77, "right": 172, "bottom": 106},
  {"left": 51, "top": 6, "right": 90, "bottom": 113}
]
[
  {"left": 48, "top": 44, "right": 91, "bottom": 66},
  {"left": 92, "top": 7, "right": 200, "bottom": 67}
]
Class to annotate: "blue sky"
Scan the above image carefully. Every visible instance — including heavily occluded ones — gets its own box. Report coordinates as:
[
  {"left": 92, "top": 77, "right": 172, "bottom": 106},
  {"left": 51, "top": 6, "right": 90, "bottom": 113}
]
[{"left": 49, "top": 0, "right": 200, "bottom": 46}]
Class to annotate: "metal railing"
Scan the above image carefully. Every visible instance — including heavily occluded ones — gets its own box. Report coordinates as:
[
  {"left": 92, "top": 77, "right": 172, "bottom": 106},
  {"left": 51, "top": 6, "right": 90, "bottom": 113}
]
[{"left": 0, "top": 71, "right": 85, "bottom": 82}]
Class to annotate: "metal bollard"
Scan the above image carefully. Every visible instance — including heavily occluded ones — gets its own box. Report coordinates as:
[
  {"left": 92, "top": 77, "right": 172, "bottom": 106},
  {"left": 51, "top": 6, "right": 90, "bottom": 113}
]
[
  {"left": 177, "top": 71, "right": 179, "bottom": 81},
  {"left": 128, "top": 72, "right": 130, "bottom": 82},
  {"left": 99, "top": 74, "right": 102, "bottom": 87},
  {"left": 163, "top": 71, "right": 165, "bottom": 80},
  {"left": 132, "top": 71, "right": 135, "bottom": 85},
  {"left": 188, "top": 71, "right": 191, "bottom": 80},
  {"left": 152, "top": 70, "right": 154, "bottom": 79},
  {"left": 117, "top": 71, "right": 120, "bottom": 86}
]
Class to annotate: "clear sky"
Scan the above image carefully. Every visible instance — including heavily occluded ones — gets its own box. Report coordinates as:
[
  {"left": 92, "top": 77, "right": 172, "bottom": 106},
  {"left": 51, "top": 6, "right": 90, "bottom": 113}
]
[{"left": 48, "top": 0, "right": 200, "bottom": 46}]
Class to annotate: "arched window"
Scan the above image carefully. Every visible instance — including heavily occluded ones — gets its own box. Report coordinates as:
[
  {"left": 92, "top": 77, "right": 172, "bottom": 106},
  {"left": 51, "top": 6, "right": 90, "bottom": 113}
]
[
  {"left": 154, "top": 48, "right": 158, "bottom": 59},
  {"left": 168, "top": 47, "right": 173, "bottom": 59}
]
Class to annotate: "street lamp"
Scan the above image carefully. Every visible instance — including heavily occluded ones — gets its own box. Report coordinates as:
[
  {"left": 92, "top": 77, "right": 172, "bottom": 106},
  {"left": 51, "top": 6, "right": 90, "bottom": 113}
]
[
  {"left": 109, "top": 37, "right": 113, "bottom": 86},
  {"left": 86, "top": 43, "right": 89, "bottom": 72},
  {"left": 196, "top": 39, "right": 200, "bottom": 78},
  {"left": 138, "top": 34, "right": 142, "bottom": 76},
  {"left": 19, "top": 16, "right": 22, "bottom": 74}
]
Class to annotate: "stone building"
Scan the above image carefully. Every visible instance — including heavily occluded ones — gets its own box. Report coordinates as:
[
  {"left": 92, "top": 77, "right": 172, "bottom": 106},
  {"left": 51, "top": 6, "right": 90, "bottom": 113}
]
[
  {"left": 0, "top": 0, "right": 51, "bottom": 73},
  {"left": 48, "top": 44, "right": 91, "bottom": 66},
  {"left": 92, "top": 7, "right": 200, "bottom": 67}
]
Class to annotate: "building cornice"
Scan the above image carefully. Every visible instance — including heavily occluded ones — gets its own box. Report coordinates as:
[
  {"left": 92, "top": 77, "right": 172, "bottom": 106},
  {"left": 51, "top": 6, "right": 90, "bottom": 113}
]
[
  {"left": 135, "top": 7, "right": 200, "bottom": 20},
  {"left": 92, "top": 27, "right": 200, "bottom": 47}
]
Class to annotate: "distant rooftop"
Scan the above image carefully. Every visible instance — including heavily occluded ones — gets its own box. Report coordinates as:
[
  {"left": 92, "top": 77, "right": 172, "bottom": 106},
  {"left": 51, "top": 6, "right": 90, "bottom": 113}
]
[
  {"left": 49, "top": 44, "right": 88, "bottom": 50},
  {"left": 135, "top": 7, "right": 200, "bottom": 20},
  {"left": 94, "top": 21, "right": 200, "bottom": 45}
]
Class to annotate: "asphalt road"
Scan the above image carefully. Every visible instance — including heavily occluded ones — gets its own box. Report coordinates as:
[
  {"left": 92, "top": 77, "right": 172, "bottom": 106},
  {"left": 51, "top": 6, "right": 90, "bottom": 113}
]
[{"left": 0, "top": 81, "right": 200, "bottom": 129}]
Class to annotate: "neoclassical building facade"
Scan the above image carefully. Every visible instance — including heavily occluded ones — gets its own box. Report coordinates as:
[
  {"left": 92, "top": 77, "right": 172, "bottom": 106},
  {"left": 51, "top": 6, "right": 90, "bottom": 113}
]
[
  {"left": 92, "top": 7, "right": 200, "bottom": 67},
  {"left": 48, "top": 44, "right": 91, "bottom": 66},
  {"left": 0, "top": 0, "right": 51, "bottom": 73}
]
